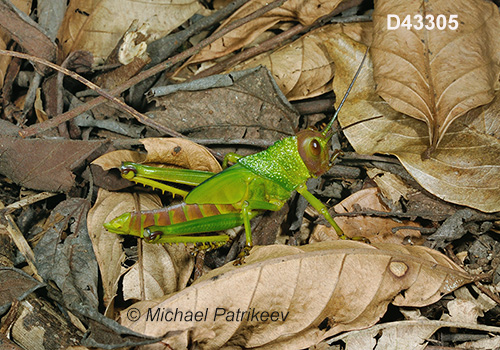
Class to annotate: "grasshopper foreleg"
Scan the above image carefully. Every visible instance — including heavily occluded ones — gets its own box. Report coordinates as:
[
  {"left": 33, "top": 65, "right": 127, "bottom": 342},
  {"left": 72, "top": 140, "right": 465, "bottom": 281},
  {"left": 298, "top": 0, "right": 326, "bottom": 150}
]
[{"left": 296, "top": 183, "right": 347, "bottom": 240}]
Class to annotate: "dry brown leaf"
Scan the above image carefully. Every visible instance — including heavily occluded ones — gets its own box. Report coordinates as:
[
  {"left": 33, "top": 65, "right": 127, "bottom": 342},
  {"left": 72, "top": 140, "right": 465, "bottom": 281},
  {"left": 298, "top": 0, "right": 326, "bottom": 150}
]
[
  {"left": 372, "top": 0, "right": 500, "bottom": 149},
  {"left": 445, "top": 299, "right": 482, "bottom": 324},
  {"left": 0, "top": 136, "right": 107, "bottom": 192},
  {"left": 0, "top": 0, "right": 32, "bottom": 88},
  {"left": 454, "top": 284, "right": 498, "bottom": 317},
  {"left": 234, "top": 23, "right": 372, "bottom": 101},
  {"left": 184, "top": 0, "right": 345, "bottom": 67},
  {"left": 57, "top": 0, "right": 202, "bottom": 61},
  {"left": 366, "top": 168, "right": 417, "bottom": 206},
  {"left": 122, "top": 240, "right": 194, "bottom": 302},
  {"left": 330, "top": 34, "right": 500, "bottom": 212},
  {"left": 34, "top": 88, "right": 48, "bottom": 122},
  {"left": 139, "top": 138, "right": 222, "bottom": 173},
  {"left": 120, "top": 241, "right": 471, "bottom": 349},
  {"left": 92, "top": 138, "right": 222, "bottom": 173},
  {"left": 311, "top": 187, "right": 423, "bottom": 244},
  {"left": 87, "top": 190, "right": 156, "bottom": 306}
]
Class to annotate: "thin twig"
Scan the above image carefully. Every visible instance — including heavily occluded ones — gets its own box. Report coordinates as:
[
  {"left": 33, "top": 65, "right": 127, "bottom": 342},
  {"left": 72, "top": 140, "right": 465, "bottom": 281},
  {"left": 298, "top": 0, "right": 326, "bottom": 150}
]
[
  {"left": 293, "top": 99, "right": 335, "bottom": 115},
  {"left": 391, "top": 226, "right": 437, "bottom": 234},
  {"left": 188, "top": 138, "right": 274, "bottom": 148},
  {"left": 341, "top": 152, "right": 401, "bottom": 164},
  {"left": 17, "top": 0, "right": 287, "bottom": 138}
]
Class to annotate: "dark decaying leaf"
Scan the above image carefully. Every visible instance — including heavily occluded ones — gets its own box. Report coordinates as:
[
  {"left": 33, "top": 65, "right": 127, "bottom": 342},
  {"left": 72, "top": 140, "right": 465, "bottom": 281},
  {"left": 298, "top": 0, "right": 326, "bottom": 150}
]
[
  {"left": 80, "top": 310, "right": 163, "bottom": 349},
  {"left": 33, "top": 198, "right": 99, "bottom": 311},
  {"left": 0, "top": 0, "right": 56, "bottom": 74},
  {"left": 149, "top": 67, "right": 299, "bottom": 143},
  {"left": 426, "top": 208, "right": 477, "bottom": 249},
  {"left": 0, "top": 136, "right": 108, "bottom": 192},
  {"left": 10, "top": 297, "right": 83, "bottom": 349},
  {"left": 0, "top": 267, "right": 45, "bottom": 315}
]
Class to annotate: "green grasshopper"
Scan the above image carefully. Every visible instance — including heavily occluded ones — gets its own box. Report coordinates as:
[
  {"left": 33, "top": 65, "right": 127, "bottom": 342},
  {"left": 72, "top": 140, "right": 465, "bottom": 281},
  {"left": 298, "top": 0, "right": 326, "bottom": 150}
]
[{"left": 104, "top": 51, "right": 368, "bottom": 259}]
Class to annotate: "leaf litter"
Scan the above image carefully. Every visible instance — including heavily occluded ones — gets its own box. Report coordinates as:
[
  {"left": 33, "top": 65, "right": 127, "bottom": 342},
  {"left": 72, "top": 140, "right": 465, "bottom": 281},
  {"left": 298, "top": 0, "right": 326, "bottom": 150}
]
[
  {"left": 148, "top": 66, "right": 299, "bottom": 148},
  {"left": 1, "top": 0, "right": 500, "bottom": 349},
  {"left": 234, "top": 22, "right": 373, "bottom": 101},
  {"left": 121, "top": 241, "right": 471, "bottom": 349},
  {"left": 182, "top": 0, "right": 347, "bottom": 67}
]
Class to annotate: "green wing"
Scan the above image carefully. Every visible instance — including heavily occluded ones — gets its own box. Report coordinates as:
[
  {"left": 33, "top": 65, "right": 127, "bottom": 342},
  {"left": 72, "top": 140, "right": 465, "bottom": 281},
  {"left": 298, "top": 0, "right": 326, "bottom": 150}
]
[{"left": 185, "top": 163, "right": 254, "bottom": 204}]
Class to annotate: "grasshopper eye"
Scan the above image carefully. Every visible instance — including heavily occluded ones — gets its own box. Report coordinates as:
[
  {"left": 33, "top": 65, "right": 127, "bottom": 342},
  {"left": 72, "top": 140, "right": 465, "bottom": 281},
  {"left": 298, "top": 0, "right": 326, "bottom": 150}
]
[
  {"left": 310, "top": 139, "right": 321, "bottom": 156},
  {"left": 297, "top": 130, "right": 330, "bottom": 177}
]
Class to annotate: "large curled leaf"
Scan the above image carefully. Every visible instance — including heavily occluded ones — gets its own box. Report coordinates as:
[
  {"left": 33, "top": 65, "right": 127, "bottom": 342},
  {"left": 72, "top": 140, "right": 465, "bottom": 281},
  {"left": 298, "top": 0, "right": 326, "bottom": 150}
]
[
  {"left": 120, "top": 241, "right": 471, "bottom": 349},
  {"left": 372, "top": 0, "right": 500, "bottom": 149},
  {"left": 331, "top": 34, "right": 500, "bottom": 212},
  {"left": 88, "top": 189, "right": 194, "bottom": 306},
  {"left": 88, "top": 190, "right": 159, "bottom": 307}
]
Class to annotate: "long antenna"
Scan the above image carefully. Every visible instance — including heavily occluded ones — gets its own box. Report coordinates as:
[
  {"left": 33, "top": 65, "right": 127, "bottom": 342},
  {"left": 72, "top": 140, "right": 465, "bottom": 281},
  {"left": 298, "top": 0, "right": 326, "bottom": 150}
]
[{"left": 322, "top": 46, "right": 370, "bottom": 136}]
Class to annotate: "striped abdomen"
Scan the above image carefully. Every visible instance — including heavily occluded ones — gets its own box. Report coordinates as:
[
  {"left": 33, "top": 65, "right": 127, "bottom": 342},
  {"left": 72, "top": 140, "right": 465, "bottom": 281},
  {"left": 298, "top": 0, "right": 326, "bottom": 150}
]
[{"left": 127, "top": 202, "right": 239, "bottom": 234}]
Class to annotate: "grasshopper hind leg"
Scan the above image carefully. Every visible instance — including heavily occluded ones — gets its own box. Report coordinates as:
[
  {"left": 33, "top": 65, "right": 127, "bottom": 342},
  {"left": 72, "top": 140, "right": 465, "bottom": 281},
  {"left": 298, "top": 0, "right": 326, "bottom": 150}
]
[{"left": 139, "top": 213, "right": 244, "bottom": 257}]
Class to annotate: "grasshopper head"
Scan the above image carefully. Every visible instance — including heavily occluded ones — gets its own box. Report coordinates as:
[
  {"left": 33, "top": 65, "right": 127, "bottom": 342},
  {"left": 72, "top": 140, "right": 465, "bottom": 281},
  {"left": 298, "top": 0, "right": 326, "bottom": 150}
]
[
  {"left": 103, "top": 212, "right": 133, "bottom": 235},
  {"left": 297, "top": 129, "right": 332, "bottom": 177}
]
